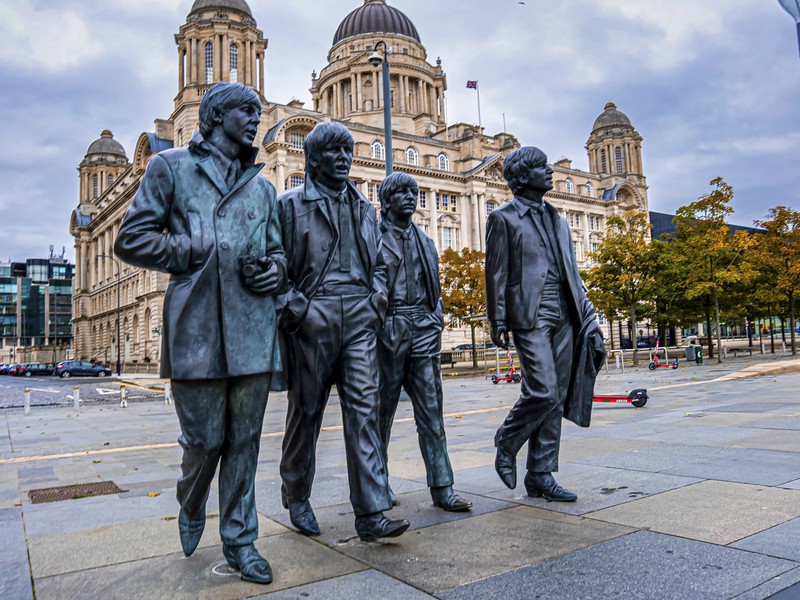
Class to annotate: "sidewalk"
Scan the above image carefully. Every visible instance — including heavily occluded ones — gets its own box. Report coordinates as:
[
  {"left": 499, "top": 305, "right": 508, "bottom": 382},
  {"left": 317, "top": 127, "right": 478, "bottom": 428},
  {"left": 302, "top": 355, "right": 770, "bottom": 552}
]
[{"left": 1, "top": 358, "right": 799, "bottom": 599}]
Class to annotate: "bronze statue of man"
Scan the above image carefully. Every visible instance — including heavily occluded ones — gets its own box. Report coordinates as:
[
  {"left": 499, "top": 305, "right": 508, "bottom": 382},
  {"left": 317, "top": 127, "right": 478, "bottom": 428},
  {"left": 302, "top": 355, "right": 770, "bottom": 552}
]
[
  {"left": 485, "top": 146, "right": 605, "bottom": 502},
  {"left": 376, "top": 172, "right": 471, "bottom": 513},
  {"left": 115, "top": 83, "right": 285, "bottom": 584},
  {"left": 276, "top": 121, "right": 409, "bottom": 541}
]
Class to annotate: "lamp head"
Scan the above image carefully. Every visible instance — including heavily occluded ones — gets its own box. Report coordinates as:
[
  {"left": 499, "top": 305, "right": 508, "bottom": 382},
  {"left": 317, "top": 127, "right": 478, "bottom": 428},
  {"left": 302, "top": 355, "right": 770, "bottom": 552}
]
[{"left": 367, "top": 50, "right": 383, "bottom": 67}]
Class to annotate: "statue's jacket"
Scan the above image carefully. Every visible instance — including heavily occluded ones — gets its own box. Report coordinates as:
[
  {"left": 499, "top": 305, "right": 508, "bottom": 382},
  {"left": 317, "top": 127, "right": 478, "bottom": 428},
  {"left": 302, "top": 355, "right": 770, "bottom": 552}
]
[
  {"left": 274, "top": 178, "right": 388, "bottom": 335},
  {"left": 485, "top": 196, "right": 606, "bottom": 426},
  {"left": 114, "top": 135, "right": 286, "bottom": 380}
]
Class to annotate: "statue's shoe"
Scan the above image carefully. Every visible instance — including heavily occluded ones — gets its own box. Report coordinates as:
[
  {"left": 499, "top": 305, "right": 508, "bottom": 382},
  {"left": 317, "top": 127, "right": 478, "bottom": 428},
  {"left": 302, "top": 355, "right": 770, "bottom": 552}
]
[
  {"left": 355, "top": 512, "right": 410, "bottom": 542},
  {"left": 222, "top": 543, "right": 273, "bottom": 584},
  {"left": 178, "top": 508, "right": 205, "bottom": 557},
  {"left": 524, "top": 473, "right": 577, "bottom": 502}
]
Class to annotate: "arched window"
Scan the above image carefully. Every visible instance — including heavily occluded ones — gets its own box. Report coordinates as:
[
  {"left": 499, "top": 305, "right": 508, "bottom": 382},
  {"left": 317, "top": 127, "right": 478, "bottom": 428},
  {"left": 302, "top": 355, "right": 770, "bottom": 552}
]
[
  {"left": 107, "top": 174, "right": 114, "bottom": 188},
  {"left": 615, "top": 147, "right": 623, "bottom": 173},
  {"left": 229, "top": 44, "right": 238, "bottom": 83},
  {"left": 144, "top": 308, "right": 151, "bottom": 341},
  {"left": 371, "top": 140, "right": 385, "bottom": 161},
  {"left": 486, "top": 201, "right": 496, "bottom": 215},
  {"left": 600, "top": 150, "right": 607, "bottom": 173},
  {"left": 405, "top": 147, "right": 419, "bottom": 166},
  {"left": 132, "top": 315, "right": 139, "bottom": 345},
  {"left": 565, "top": 178, "right": 574, "bottom": 194},
  {"left": 437, "top": 152, "right": 449, "bottom": 171},
  {"left": 586, "top": 182, "right": 594, "bottom": 197},
  {"left": 288, "top": 131, "right": 305, "bottom": 150},
  {"left": 205, "top": 42, "right": 213, "bottom": 84},
  {"left": 92, "top": 174, "right": 99, "bottom": 198},
  {"left": 286, "top": 174, "right": 305, "bottom": 189}
]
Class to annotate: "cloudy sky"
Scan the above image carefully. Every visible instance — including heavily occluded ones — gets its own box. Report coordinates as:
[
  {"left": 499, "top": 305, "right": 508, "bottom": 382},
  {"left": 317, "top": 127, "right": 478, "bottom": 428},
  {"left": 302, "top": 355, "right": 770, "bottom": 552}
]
[{"left": 1, "top": 0, "right": 798, "bottom": 262}]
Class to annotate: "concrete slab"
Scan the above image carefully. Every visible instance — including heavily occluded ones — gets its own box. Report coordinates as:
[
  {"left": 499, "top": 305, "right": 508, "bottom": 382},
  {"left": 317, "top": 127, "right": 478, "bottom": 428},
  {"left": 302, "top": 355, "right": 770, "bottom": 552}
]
[
  {"left": 438, "top": 530, "right": 798, "bottom": 600},
  {"left": 706, "top": 402, "right": 797, "bottom": 414},
  {"left": 332, "top": 505, "right": 633, "bottom": 594},
  {"left": 730, "top": 517, "right": 800, "bottom": 561},
  {"left": 28, "top": 513, "right": 288, "bottom": 578},
  {"left": 721, "top": 430, "right": 800, "bottom": 452},
  {"left": 750, "top": 416, "right": 800, "bottom": 431},
  {"left": 33, "top": 533, "right": 365, "bottom": 600},
  {"left": 587, "top": 480, "right": 800, "bottom": 544},
  {"left": 558, "top": 436, "right": 655, "bottom": 462},
  {"left": 250, "top": 569, "right": 437, "bottom": 599},
  {"left": 0, "top": 507, "right": 33, "bottom": 600},
  {"left": 492, "top": 466, "right": 701, "bottom": 516},
  {"left": 578, "top": 442, "right": 800, "bottom": 486}
]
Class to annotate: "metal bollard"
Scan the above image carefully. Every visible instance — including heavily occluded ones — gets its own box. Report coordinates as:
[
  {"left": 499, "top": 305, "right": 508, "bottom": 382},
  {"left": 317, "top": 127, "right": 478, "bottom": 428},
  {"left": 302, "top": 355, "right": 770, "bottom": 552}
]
[
  {"left": 164, "top": 381, "right": 172, "bottom": 406},
  {"left": 615, "top": 354, "right": 621, "bottom": 370},
  {"left": 73, "top": 386, "right": 80, "bottom": 409},
  {"left": 120, "top": 384, "right": 128, "bottom": 408},
  {"left": 24, "top": 388, "right": 31, "bottom": 416},
  {"left": 761, "top": 343, "right": 766, "bottom": 355}
]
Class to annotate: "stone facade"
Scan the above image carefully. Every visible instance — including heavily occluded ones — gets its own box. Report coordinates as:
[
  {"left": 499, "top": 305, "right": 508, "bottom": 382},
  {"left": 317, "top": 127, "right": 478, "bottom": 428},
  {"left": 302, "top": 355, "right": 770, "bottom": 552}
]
[{"left": 70, "top": 0, "right": 650, "bottom": 367}]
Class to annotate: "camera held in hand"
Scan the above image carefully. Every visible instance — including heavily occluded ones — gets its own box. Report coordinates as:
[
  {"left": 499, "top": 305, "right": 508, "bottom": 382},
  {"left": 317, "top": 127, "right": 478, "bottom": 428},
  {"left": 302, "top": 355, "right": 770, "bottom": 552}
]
[{"left": 239, "top": 254, "right": 270, "bottom": 280}]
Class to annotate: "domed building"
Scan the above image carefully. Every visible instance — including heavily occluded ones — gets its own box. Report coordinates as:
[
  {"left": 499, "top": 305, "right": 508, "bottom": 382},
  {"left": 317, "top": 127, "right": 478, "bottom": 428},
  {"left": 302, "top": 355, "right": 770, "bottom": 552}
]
[{"left": 70, "top": 0, "right": 650, "bottom": 368}]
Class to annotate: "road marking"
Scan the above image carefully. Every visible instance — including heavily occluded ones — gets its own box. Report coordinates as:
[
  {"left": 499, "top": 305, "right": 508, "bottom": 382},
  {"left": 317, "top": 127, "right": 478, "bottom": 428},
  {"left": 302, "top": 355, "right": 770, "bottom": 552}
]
[
  {"left": 0, "top": 405, "right": 513, "bottom": 465},
  {"left": 96, "top": 388, "right": 120, "bottom": 396},
  {"left": 30, "top": 388, "right": 59, "bottom": 394}
]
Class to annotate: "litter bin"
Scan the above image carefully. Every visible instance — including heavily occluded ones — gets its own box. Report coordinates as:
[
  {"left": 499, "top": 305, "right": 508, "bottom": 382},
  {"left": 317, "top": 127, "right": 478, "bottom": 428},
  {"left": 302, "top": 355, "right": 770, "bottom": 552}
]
[{"left": 685, "top": 344, "right": 703, "bottom": 365}]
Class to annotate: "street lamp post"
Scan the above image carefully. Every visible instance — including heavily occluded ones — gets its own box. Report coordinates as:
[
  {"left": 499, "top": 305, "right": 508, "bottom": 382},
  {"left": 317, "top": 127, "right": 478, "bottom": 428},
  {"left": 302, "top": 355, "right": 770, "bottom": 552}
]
[
  {"left": 778, "top": 0, "right": 800, "bottom": 56},
  {"left": 98, "top": 253, "right": 122, "bottom": 376},
  {"left": 367, "top": 40, "right": 393, "bottom": 175}
]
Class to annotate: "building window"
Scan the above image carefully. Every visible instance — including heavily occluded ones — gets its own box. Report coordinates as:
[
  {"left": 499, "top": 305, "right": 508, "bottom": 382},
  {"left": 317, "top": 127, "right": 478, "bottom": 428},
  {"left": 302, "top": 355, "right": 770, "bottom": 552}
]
[
  {"left": 586, "top": 182, "right": 594, "bottom": 197},
  {"left": 600, "top": 149, "right": 607, "bottom": 173},
  {"left": 107, "top": 174, "right": 114, "bottom": 188},
  {"left": 591, "top": 242, "right": 600, "bottom": 253},
  {"left": 229, "top": 44, "right": 238, "bottom": 83},
  {"left": 92, "top": 174, "right": 99, "bottom": 198},
  {"left": 368, "top": 183, "right": 378, "bottom": 203},
  {"left": 589, "top": 215, "right": 602, "bottom": 231},
  {"left": 437, "top": 153, "right": 449, "bottom": 171},
  {"left": 450, "top": 195, "right": 458, "bottom": 212},
  {"left": 418, "top": 190, "right": 427, "bottom": 209},
  {"left": 615, "top": 147, "right": 623, "bottom": 173},
  {"left": 565, "top": 178, "right": 574, "bottom": 194},
  {"left": 597, "top": 311, "right": 606, "bottom": 325},
  {"left": 442, "top": 227, "right": 453, "bottom": 250},
  {"left": 568, "top": 213, "right": 581, "bottom": 228},
  {"left": 286, "top": 174, "right": 304, "bottom": 189},
  {"left": 486, "top": 201, "right": 495, "bottom": 215},
  {"left": 371, "top": 140, "right": 385, "bottom": 161},
  {"left": 405, "top": 147, "right": 419, "bottom": 166},
  {"left": 205, "top": 42, "right": 213, "bottom": 84},
  {"left": 288, "top": 131, "right": 305, "bottom": 150}
]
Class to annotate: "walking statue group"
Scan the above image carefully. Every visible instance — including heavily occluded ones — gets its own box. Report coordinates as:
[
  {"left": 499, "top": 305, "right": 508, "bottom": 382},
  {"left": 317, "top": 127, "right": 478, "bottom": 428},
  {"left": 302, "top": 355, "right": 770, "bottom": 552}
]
[{"left": 115, "top": 83, "right": 606, "bottom": 585}]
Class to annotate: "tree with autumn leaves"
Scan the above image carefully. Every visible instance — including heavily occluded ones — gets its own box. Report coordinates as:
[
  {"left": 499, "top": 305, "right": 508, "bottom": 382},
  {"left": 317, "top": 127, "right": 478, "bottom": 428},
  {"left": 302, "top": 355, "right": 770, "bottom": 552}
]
[{"left": 439, "top": 247, "right": 486, "bottom": 368}]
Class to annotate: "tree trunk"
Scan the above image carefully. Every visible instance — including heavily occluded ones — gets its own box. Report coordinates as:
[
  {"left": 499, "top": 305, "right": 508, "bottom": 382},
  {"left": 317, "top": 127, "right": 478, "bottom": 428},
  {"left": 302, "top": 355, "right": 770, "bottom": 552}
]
[
  {"left": 790, "top": 292, "right": 797, "bottom": 356},
  {"left": 769, "top": 305, "right": 775, "bottom": 354},
  {"left": 747, "top": 317, "right": 753, "bottom": 348},
  {"left": 470, "top": 323, "right": 478, "bottom": 368},
  {"left": 705, "top": 311, "right": 714, "bottom": 359},
  {"left": 711, "top": 260, "right": 723, "bottom": 363}
]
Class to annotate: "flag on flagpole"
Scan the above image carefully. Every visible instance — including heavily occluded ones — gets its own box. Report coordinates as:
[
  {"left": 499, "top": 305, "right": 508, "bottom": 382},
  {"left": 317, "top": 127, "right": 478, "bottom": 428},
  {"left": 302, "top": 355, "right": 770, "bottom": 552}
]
[
  {"left": 465, "top": 81, "right": 481, "bottom": 127},
  {"left": 466, "top": 80, "right": 478, "bottom": 89}
]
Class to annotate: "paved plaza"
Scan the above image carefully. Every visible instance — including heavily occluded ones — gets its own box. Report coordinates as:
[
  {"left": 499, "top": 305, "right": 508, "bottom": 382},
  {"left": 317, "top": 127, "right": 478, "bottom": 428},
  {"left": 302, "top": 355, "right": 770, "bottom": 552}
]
[{"left": 1, "top": 355, "right": 799, "bottom": 599}]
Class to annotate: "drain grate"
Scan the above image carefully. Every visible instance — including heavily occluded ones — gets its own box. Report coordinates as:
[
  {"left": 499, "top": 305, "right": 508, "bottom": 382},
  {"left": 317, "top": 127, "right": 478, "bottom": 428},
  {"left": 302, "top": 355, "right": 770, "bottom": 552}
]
[{"left": 28, "top": 481, "right": 123, "bottom": 504}]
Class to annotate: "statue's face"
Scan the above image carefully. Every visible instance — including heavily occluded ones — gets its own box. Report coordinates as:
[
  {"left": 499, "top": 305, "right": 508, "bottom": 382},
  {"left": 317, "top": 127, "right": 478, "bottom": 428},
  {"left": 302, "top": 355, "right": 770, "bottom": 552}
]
[
  {"left": 520, "top": 163, "right": 553, "bottom": 195},
  {"left": 220, "top": 103, "right": 261, "bottom": 148},
  {"left": 311, "top": 142, "right": 353, "bottom": 189},
  {"left": 384, "top": 185, "right": 417, "bottom": 224}
]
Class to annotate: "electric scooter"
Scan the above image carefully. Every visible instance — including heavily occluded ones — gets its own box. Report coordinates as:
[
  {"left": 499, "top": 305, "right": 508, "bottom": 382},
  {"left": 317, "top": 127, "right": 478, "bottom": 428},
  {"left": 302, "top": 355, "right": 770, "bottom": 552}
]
[
  {"left": 648, "top": 337, "right": 678, "bottom": 370},
  {"left": 593, "top": 388, "right": 648, "bottom": 407},
  {"left": 492, "top": 349, "right": 522, "bottom": 384}
]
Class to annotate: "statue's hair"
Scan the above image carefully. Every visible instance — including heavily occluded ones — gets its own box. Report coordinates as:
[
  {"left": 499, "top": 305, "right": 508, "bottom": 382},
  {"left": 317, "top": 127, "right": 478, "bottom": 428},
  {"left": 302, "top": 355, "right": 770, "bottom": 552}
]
[
  {"left": 304, "top": 122, "right": 354, "bottom": 177},
  {"left": 198, "top": 83, "right": 261, "bottom": 137},
  {"left": 379, "top": 172, "right": 419, "bottom": 209},
  {"left": 502, "top": 147, "right": 548, "bottom": 195}
]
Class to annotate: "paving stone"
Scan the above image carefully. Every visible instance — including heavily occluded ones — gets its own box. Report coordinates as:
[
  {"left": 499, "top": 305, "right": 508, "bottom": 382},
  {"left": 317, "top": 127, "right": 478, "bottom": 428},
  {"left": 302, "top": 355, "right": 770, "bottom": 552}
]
[
  {"left": 750, "top": 416, "right": 800, "bottom": 431},
  {"left": 722, "top": 430, "right": 800, "bottom": 452},
  {"left": 587, "top": 480, "right": 800, "bottom": 544},
  {"left": 491, "top": 466, "right": 701, "bottom": 516},
  {"left": 706, "top": 402, "right": 797, "bottom": 413},
  {"left": 0, "top": 507, "right": 33, "bottom": 600},
  {"left": 558, "top": 436, "right": 655, "bottom": 462},
  {"left": 33, "top": 533, "right": 365, "bottom": 600},
  {"left": 438, "top": 530, "right": 798, "bottom": 600},
  {"left": 731, "top": 517, "right": 800, "bottom": 561},
  {"left": 332, "top": 505, "right": 633, "bottom": 594},
  {"left": 577, "top": 442, "right": 800, "bottom": 486},
  {"left": 743, "top": 572, "right": 800, "bottom": 600},
  {"left": 250, "top": 569, "right": 437, "bottom": 599},
  {"left": 29, "top": 512, "right": 288, "bottom": 578}
]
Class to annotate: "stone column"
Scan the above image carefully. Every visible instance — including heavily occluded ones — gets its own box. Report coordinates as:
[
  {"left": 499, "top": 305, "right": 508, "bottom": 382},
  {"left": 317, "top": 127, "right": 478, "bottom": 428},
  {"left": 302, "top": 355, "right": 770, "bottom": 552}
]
[
  {"left": 356, "top": 71, "right": 363, "bottom": 111},
  {"left": 178, "top": 47, "right": 185, "bottom": 90},
  {"left": 470, "top": 192, "right": 480, "bottom": 250},
  {"left": 259, "top": 52, "right": 265, "bottom": 96},
  {"left": 222, "top": 34, "right": 229, "bottom": 81},
  {"left": 277, "top": 163, "right": 286, "bottom": 193}
]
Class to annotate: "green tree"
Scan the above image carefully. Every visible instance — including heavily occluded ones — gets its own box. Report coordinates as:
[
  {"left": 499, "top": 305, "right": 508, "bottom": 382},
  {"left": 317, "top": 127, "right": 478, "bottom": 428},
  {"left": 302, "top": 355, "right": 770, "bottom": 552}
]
[
  {"left": 439, "top": 247, "right": 486, "bottom": 367},
  {"left": 671, "top": 178, "right": 750, "bottom": 362},
  {"left": 752, "top": 206, "right": 800, "bottom": 355},
  {"left": 585, "top": 210, "right": 657, "bottom": 366}
]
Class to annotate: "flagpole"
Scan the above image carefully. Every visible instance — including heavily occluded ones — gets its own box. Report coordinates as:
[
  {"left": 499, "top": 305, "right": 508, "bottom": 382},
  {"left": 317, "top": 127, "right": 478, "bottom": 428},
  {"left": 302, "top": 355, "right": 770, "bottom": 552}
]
[{"left": 476, "top": 81, "right": 482, "bottom": 129}]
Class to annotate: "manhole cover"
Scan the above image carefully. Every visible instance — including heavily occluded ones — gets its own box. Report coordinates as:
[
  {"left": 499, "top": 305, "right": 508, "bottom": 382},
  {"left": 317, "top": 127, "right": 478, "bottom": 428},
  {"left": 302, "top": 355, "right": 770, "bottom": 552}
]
[{"left": 28, "top": 481, "right": 123, "bottom": 504}]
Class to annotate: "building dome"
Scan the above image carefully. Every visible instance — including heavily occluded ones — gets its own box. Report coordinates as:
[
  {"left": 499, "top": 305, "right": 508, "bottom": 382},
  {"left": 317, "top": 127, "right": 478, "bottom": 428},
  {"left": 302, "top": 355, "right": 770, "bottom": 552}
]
[
  {"left": 592, "top": 102, "right": 632, "bottom": 131},
  {"left": 333, "top": 0, "right": 421, "bottom": 46},
  {"left": 188, "top": 0, "right": 252, "bottom": 17},
  {"left": 85, "top": 130, "right": 127, "bottom": 158}
]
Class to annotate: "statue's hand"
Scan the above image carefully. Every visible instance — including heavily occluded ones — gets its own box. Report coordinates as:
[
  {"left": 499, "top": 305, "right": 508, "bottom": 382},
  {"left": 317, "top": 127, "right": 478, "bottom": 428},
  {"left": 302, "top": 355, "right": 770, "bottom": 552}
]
[
  {"left": 490, "top": 321, "right": 510, "bottom": 349},
  {"left": 245, "top": 259, "right": 282, "bottom": 295}
]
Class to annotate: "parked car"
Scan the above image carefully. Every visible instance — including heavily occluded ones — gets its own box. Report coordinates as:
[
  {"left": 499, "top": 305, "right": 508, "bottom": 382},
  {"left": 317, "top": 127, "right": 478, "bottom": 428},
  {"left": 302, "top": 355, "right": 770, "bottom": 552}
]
[
  {"left": 17, "top": 363, "right": 54, "bottom": 377},
  {"left": 452, "top": 342, "right": 496, "bottom": 351},
  {"left": 9, "top": 364, "right": 28, "bottom": 376},
  {"left": 1, "top": 363, "right": 18, "bottom": 375},
  {"left": 54, "top": 360, "right": 112, "bottom": 379}
]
